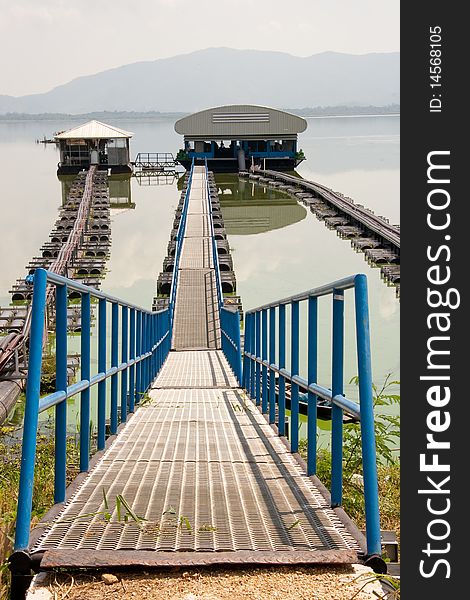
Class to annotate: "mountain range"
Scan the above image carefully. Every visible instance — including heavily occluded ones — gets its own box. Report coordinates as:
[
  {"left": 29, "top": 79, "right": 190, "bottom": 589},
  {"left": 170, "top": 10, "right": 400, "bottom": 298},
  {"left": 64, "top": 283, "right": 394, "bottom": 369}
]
[{"left": 0, "top": 48, "right": 399, "bottom": 115}]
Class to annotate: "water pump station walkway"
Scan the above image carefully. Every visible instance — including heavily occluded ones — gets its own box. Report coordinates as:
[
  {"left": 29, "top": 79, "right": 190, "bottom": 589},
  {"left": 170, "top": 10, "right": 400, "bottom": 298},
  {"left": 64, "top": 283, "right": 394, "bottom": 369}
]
[{"left": 10, "top": 165, "right": 383, "bottom": 594}]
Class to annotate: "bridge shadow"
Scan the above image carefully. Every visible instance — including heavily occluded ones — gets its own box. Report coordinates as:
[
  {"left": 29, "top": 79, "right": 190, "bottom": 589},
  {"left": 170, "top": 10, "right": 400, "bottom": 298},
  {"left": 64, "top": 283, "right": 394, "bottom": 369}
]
[{"left": 223, "top": 389, "right": 350, "bottom": 551}]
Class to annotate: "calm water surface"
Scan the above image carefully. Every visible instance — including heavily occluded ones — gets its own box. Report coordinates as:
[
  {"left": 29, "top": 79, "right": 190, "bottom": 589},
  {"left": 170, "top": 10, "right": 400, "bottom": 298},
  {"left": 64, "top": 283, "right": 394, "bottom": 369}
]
[{"left": 0, "top": 115, "right": 399, "bottom": 428}]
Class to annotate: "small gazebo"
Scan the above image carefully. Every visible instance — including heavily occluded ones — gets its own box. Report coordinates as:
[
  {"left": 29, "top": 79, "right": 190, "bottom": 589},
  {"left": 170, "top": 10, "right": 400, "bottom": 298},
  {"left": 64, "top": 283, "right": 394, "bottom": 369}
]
[{"left": 55, "top": 120, "right": 133, "bottom": 174}]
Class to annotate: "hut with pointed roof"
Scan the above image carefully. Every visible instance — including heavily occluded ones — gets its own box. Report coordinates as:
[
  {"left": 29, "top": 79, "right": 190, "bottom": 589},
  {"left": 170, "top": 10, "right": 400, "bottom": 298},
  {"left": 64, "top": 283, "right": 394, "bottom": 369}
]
[{"left": 55, "top": 120, "right": 133, "bottom": 174}]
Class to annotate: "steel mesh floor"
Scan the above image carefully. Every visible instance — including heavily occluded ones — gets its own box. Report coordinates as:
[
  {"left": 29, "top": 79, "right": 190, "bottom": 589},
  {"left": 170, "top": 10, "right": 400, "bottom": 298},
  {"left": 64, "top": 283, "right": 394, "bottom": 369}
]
[
  {"left": 172, "top": 167, "right": 221, "bottom": 350},
  {"left": 32, "top": 352, "right": 360, "bottom": 558},
  {"left": 154, "top": 351, "right": 237, "bottom": 388},
  {"left": 172, "top": 270, "right": 219, "bottom": 350},
  {"left": 179, "top": 237, "right": 213, "bottom": 269}
]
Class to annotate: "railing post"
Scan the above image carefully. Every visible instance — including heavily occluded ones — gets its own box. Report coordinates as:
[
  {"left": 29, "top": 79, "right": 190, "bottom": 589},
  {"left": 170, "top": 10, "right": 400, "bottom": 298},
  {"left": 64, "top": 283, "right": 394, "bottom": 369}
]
[
  {"left": 307, "top": 296, "right": 318, "bottom": 476},
  {"left": 151, "top": 313, "right": 156, "bottom": 381},
  {"left": 54, "top": 282, "right": 68, "bottom": 503},
  {"left": 110, "top": 302, "right": 119, "bottom": 434},
  {"left": 290, "top": 300, "right": 300, "bottom": 452},
  {"left": 80, "top": 292, "right": 91, "bottom": 471},
  {"left": 135, "top": 310, "right": 142, "bottom": 404},
  {"left": 97, "top": 298, "right": 107, "bottom": 450},
  {"left": 121, "top": 305, "right": 128, "bottom": 423},
  {"left": 249, "top": 313, "right": 256, "bottom": 400},
  {"left": 155, "top": 312, "right": 159, "bottom": 374},
  {"left": 255, "top": 311, "right": 261, "bottom": 407},
  {"left": 142, "top": 312, "right": 148, "bottom": 392},
  {"left": 331, "top": 289, "right": 344, "bottom": 507},
  {"left": 157, "top": 311, "right": 162, "bottom": 372},
  {"left": 235, "top": 310, "right": 242, "bottom": 385},
  {"left": 147, "top": 312, "right": 152, "bottom": 388},
  {"left": 355, "top": 274, "right": 381, "bottom": 557},
  {"left": 242, "top": 313, "right": 249, "bottom": 390},
  {"left": 269, "top": 306, "right": 276, "bottom": 424},
  {"left": 278, "top": 303, "right": 286, "bottom": 436},
  {"left": 148, "top": 313, "right": 153, "bottom": 386},
  {"left": 14, "top": 268, "right": 47, "bottom": 551},
  {"left": 129, "top": 308, "right": 136, "bottom": 413},
  {"left": 261, "top": 309, "right": 268, "bottom": 413},
  {"left": 220, "top": 309, "right": 226, "bottom": 361}
]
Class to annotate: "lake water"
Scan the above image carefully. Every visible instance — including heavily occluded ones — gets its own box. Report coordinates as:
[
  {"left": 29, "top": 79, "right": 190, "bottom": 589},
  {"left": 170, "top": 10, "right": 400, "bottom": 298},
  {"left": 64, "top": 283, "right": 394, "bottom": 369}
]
[{"left": 0, "top": 115, "right": 399, "bottom": 428}]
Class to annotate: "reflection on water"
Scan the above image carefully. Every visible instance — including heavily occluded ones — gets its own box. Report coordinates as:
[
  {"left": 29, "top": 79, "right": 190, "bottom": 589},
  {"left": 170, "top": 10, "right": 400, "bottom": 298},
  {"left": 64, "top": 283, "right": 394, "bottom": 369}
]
[
  {"left": 216, "top": 175, "right": 400, "bottom": 404},
  {"left": 215, "top": 174, "right": 306, "bottom": 235},
  {"left": 59, "top": 174, "right": 135, "bottom": 209}
]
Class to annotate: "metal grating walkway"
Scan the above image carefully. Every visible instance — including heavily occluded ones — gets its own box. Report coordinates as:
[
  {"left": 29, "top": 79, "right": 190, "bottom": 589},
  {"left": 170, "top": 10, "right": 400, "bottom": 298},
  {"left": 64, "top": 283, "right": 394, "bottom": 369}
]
[
  {"left": 172, "top": 167, "right": 220, "bottom": 351},
  {"left": 32, "top": 351, "right": 360, "bottom": 567}
]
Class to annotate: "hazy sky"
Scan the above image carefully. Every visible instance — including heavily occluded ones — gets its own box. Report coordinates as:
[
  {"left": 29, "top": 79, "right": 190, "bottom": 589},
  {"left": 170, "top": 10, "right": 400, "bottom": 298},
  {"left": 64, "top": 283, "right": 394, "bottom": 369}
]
[{"left": 0, "top": 0, "right": 399, "bottom": 97}]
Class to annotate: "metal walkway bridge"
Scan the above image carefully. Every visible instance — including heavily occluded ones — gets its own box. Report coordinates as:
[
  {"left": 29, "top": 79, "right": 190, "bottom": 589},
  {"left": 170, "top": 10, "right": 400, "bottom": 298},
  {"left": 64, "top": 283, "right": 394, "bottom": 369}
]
[{"left": 9, "top": 164, "right": 383, "bottom": 596}]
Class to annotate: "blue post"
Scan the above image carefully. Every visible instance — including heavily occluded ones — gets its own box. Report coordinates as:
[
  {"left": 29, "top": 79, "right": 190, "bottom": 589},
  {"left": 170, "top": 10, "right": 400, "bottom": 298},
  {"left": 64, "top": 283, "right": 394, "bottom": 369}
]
[
  {"left": 14, "top": 268, "right": 47, "bottom": 551},
  {"left": 242, "top": 312, "right": 250, "bottom": 390},
  {"left": 291, "top": 300, "right": 300, "bottom": 452},
  {"left": 54, "top": 282, "right": 68, "bottom": 503},
  {"left": 355, "top": 274, "right": 381, "bottom": 557},
  {"left": 142, "top": 312, "right": 147, "bottom": 392},
  {"left": 278, "top": 303, "right": 286, "bottom": 436},
  {"left": 97, "top": 298, "right": 107, "bottom": 450},
  {"left": 307, "top": 296, "right": 318, "bottom": 476},
  {"left": 255, "top": 311, "right": 261, "bottom": 407},
  {"left": 234, "top": 310, "right": 243, "bottom": 384},
  {"left": 261, "top": 309, "right": 268, "bottom": 413},
  {"left": 136, "top": 310, "right": 142, "bottom": 404},
  {"left": 151, "top": 313, "right": 156, "bottom": 381},
  {"left": 157, "top": 312, "right": 162, "bottom": 373},
  {"left": 129, "top": 308, "right": 136, "bottom": 412},
  {"left": 249, "top": 314, "right": 256, "bottom": 400},
  {"left": 148, "top": 313, "right": 152, "bottom": 386},
  {"left": 121, "top": 306, "right": 128, "bottom": 423},
  {"left": 110, "top": 302, "right": 119, "bottom": 434},
  {"left": 80, "top": 292, "right": 91, "bottom": 471},
  {"left": 269, "top": 306, "right": 276, "bottom": 424},
  {"left": 145, "top": 313, "right": 152, "bottom": 390},
  {"left": 331, "top": 289, "right": 344, "bottom": 507},
  {"left": 156, "top": 314, "right": 160, "bottom": 371}
]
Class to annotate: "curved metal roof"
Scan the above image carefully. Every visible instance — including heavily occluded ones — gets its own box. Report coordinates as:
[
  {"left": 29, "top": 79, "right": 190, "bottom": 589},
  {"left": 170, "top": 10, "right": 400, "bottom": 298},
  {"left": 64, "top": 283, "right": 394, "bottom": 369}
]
[
  {"left": 55, "top": 120, "right": 133, "bottom": 140},
  {"left": 175, "top": 105, "right": 307, "bottom": 138}
]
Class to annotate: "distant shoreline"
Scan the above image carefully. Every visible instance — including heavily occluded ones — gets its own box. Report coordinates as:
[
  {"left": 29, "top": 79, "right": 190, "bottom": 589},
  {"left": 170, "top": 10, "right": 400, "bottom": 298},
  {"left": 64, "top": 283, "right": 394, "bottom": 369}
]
[
  {"left": 0, "top": 105, "right": 400, "bottom": 122},
  {"left": 304, "top": 113, "right": 400, "bottom": 119}
]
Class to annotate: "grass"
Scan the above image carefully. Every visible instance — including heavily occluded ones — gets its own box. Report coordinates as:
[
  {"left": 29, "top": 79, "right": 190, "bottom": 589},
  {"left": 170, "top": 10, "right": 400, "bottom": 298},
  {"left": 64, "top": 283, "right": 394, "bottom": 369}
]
[
  {"left": 299, "top": 443, "right": 400, "bottom": 545},
  {"left": 298, "top": 375, "right": 401, "bottom": 551},
  {"left": 0, "top": 428, "right": 79, "bottom": 599}
]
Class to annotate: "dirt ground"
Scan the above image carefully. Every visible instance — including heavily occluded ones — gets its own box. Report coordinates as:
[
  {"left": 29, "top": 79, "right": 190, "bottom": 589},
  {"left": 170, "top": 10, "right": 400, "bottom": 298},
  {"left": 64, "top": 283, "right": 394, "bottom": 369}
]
[{"left": 28, "top": 564, "right": 391, "bottom": 600}]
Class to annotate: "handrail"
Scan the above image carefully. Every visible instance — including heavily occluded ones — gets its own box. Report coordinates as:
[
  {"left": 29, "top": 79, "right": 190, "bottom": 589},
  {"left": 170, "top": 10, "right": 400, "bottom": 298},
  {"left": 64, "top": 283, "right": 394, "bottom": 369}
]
[
  {"left": 204, "top": 159, "right": 223, "bottom": 309},
  {"left": 168, "top": 159, "right": 194, "bottom": 333},
  {"left": 14, "top": 269, "right": 171, "bottom": 552},
  {"left": 241, "top": 273, "right": 381, "bottom": 560},
  {"left": 220, "top": 306, "right": 242, "bottom": 384}
]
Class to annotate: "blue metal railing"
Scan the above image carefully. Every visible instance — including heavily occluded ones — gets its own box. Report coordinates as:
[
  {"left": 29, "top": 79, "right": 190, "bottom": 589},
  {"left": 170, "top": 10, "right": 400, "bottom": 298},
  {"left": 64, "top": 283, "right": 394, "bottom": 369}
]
[
  {"left": 204, "top": 160, "right": 223, "bottom": 309},
  {"left": 169, "top": 160, "right": 194, "bottom": 332},
  {"left": 242, "top": 274, "right": 381, "bottom": 559},
  {"left": 203, "top": 161, "right": 240, "bottom": 382},
  {"left": 220, "top": 307, "right": 242, "bottom": 384},
  {"left": 14, "top": 269, "right": 171, "bottom": 551}
]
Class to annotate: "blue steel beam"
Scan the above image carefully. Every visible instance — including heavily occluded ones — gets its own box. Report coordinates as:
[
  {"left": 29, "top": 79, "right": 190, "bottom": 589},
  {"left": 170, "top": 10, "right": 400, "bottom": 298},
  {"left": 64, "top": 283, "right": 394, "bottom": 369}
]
[
  {"left": 14, "top": 269, "right": 171, "bottom": 552},
  {"left": 54, "top": 282, "right": 68, "bottom": 503},
  {"left": 14, "top": 269, "right": 47, "bottom": 551},
  {"left": 307, "top": 296, "right": 318, "bottom": 476},
  {"left": 331, "top": 290, "right": 344, "bottom": 507},
  {"left": 241, "top": 274, "right": 381, "bottom": 559}
]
